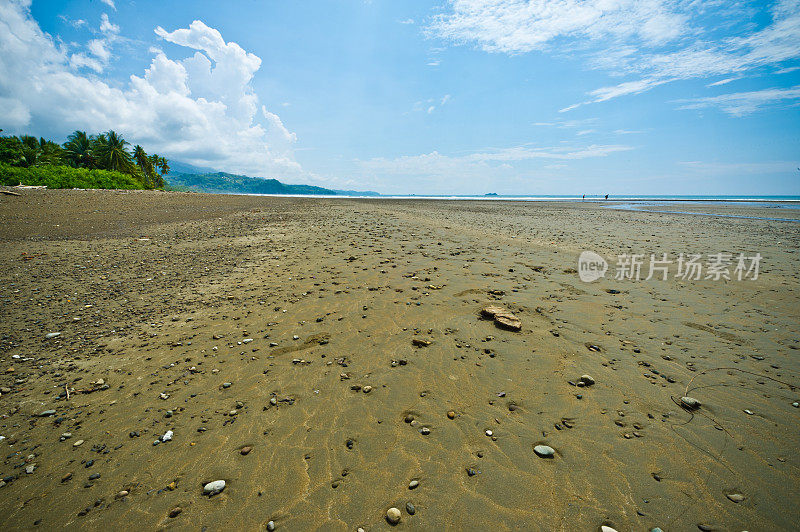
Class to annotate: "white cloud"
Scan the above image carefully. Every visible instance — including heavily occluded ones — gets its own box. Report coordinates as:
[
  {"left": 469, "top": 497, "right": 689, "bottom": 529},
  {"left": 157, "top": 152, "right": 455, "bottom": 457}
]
[
  {"left": 100, "top": 0, "right": 116, "bottom": 10},
  {"left": 428, "top": 0, "right": 800, "bottom": 110},
  {"left": 399, "top": 18, "right": 415, "bottom": 25},
  {"left": 427, "top": 0, "right": 688, "bottom": 54},
  {"left": 706, "top": 77, "right": 740, "bottom": 87},
  {"left": 359, "top": 143, "right": 633, "bottom": 174},
  {"left": 675, "top": 85, "right": 800, "bottom": 115},
  {"left": 0, "top": 0, "right": 300, "bottom": 177}
]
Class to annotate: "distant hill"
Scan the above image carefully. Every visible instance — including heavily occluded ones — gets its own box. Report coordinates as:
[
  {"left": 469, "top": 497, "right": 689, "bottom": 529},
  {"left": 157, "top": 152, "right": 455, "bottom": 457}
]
[{"left": 166, "top": 170, "right": 379, "bottom": 196}]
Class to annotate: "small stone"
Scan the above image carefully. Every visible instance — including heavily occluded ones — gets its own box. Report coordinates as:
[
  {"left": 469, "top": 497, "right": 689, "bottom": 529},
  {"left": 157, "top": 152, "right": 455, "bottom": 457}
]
[
  {"left": 600, "top": 526, "right": 619, "bottom": 532},
  {"left": 38, "top": 409, "right": 56, "bottom": 417},
  {"left": 420, "top": 427, "right": 430, "bottom": 435},
  {"left": 240, "top": 446, "right": 252, "bottom": 455},
  {"left": 386, "top": 507, "right": 401, "bottom": 525},
  {"left": 45, "top": 332, "right": 61, "bottom": 339},
  {"left": 726, "top": 493, "right": 745, "bottom": 503},
  {"left": 270, "top": 397, "right": 277, "bottom": 406},
  {"left": 88, "top": 473, "right": 100, "bottom": 480},
  {"left": 169, "top": 507, "right": 182, "bottom": 518},
  {"left": 533, "top": 444, "right": 555, "bottom": 458},
  {"left": 61, "top": 473, "right": 72, "bottom": 482},
  {"left": 117, "top": 490, "right": 128, "bottom": 498},
  {"left": 792, "top": 402, "right": 799, "bottom": 408},
  {"left": 681, "top": 396, "right": 701, "bottom": 409},
  {"left": 25, "top": 464, "right": 36, "bottom": 474},
  {"left": 485, "top": 430, "right": 493, "bottom": 437},
  {"left": 579, "top": 375, "right": 595, "bottom": 386},
  {"left": 408, "top": 480, "right": 419, "bottom": 489},
  {"left": 73, "top": 439, "right": 84, "bottom": 447},
  {"left": 363, "top": 386, "right": 373, "bottom": 394},
  {"left": 203, "top": 480, "right": 226, "bottom": 496},
  {"left": 222, "top": 382, "right": 232, "bottom": 389},
  {"left": 447, "top": 411, "right": 455, "bottom": 419},
  {"left": 404, "top": 414, "right": 414, "bottom": 423},
  {"left": 161, "top": 430, "right": 173, "bottom": 442},
  {"left": 406, "top": 502, "right": 416, "bottom": 515},
  {"left": 266, "top": 521, "right": 276, "bottom": 531}
]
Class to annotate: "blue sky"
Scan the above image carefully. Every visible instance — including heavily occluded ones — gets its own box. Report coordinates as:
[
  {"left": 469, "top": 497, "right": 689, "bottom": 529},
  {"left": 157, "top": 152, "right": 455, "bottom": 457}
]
[{"left": 1, "top": 0, "right": 799, "bottom": 194}]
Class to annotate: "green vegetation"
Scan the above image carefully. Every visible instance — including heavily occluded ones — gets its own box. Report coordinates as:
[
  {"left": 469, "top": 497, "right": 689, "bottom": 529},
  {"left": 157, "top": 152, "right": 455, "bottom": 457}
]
[
  {"left": 0, "top": 162, "right": 146, "bottom": 189},
  {"left": 167, "top": 171, "right": 380, "bottom": 196},
  {"left": 167, "top": 171, "right": 340, "bottom": 195},
  {"left": 0, "top": 130, "right": 168, "bottom": 189}
]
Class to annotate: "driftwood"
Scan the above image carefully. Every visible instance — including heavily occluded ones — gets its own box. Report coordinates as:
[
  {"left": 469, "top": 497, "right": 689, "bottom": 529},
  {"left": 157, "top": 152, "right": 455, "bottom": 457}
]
[{"left": 0, "top": 190, "right": 21, "bottom": 196}]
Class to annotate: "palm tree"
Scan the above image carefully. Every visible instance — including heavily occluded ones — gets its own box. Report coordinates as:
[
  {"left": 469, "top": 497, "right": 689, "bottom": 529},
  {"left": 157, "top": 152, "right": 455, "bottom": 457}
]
[
  {"left": 157, "top": 156, "right": 169, "bottom": 177},
  {"left": 63, "top": 131, "right": 96, "bottom": 168},
  {"left": 93, "top": 130, "right": 135, "bottom": 174},
  {"left": 38, "top": 138, "right": 64, "bottom": 166},
  {"left": 18, "top": 135, "right": 41, "bottom": 167},
  {"left": 134, "top": 145, "right": 156, "bottom": 188}
]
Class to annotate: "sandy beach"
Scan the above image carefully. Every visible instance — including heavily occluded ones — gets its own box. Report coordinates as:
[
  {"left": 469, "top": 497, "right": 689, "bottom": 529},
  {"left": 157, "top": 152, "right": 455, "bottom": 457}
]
[{"left": 0, "top": 190, "right": 798, "bottom": 531}]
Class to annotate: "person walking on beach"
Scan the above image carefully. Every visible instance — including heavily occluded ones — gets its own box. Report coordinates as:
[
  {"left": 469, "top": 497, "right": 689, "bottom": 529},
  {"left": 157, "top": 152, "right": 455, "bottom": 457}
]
[{"left": 604, "top": 194, "right": 608, "bottom": 200}]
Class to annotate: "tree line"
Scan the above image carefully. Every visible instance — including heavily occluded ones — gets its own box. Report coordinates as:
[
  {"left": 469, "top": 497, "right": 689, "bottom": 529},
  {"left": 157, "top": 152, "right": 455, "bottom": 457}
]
[{"left": 0, "top": 130, "right": 169, "bottom": 189}]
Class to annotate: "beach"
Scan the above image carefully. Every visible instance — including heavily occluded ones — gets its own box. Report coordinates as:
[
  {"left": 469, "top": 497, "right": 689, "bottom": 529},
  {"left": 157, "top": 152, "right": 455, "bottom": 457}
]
[{"left": 0, "top": 189, "right": 799, "bottom": 530}]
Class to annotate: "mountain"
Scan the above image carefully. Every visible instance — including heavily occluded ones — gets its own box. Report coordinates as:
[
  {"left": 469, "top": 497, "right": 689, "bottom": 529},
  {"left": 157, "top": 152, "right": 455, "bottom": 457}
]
[{"left": 166, "top": 170, "right": 379, "bottom": 196}]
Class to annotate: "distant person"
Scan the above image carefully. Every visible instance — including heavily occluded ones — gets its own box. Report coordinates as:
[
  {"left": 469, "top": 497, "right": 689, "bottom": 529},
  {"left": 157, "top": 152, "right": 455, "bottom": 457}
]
[
  {"left": 582, "top": 194, "right": 585, "bottom": 201},
  {"left": 604, "top": 194, "right": 608, "bottom": 200}
]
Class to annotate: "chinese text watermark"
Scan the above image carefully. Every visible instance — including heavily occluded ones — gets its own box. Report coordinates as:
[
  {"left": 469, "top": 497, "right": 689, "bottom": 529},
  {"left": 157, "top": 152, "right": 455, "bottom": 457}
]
[{"left": 578, "top": 252, "right": 761, "bottom": 282}]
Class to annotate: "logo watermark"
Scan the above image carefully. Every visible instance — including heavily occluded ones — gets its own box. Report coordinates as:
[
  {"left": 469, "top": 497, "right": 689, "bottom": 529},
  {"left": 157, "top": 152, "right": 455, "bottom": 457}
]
[
  {"left": 577, "top": 252, "right": 762, "bottom": 282},
  {"left": 578, "top": 251, "right": 608, "bottom": 282}
]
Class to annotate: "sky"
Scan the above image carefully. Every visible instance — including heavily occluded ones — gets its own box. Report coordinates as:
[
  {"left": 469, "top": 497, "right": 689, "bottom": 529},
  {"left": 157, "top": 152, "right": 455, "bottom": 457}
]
[{"left": 1, "top": 0, "right": 799, "bottom": 195}]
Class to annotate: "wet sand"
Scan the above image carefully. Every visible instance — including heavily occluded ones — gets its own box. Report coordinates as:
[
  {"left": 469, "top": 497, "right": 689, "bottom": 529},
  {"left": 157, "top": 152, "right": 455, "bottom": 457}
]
[{"left": 0, "top": 190, "right": 798, "bottom": 531}]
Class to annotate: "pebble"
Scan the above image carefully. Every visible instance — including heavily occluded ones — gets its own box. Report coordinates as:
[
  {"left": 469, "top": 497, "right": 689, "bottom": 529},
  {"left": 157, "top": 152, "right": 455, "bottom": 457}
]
[
  {"left": 406, "top": 502, "right": 416, "bottom": 515},
  {"left": 240, "top": 446, "right": 252, "bottom": 455},
  {"left": 222, "top": 382, "right": 232, "bottom": 388},
  {"left": 386, "top": 507, "right": 401, "bottom": 525},
  {"left": 117, "top": 490, "right": 128, "bottom": 498},
  {"left": 169, "top": 507, "right": 182, "bottom": 518},
  {"left": 25, "top": 464, "right": 36, "bottom": 474},
  {"left": 409, "top": 480, "right": 419, "bottom": 489},
  {"left": 681, "top": 396, "right": 701, "bottom": 409},
  {"left": 726, "top": 493, "right": 745, "bottom": 503},
  {"left": 45, "top": 332, "right": 61, "bottom": 339},
  {"left": 533, "top": 444, "right": 555, "bottom": 458},
  {"left": 792, "top": 402, "right": 799, "bottom": 408},
  {"left": 38, "top": 409, "right": 56, "bottom": 417},
  {"left": 420, "top": 427, "right": 430, "bottom": 435},
  {"left": 161, "top": 430, "right": 173, "bottom": 442},
  {"left": 61, "top": 473, "right": 72, "bottom": 482},
  {"left": 203, "top": 480, "right": 226, "bottom": 496},
  {"left": 73, "top": 439, "right": 84, "bottom": 447},
  {"left": 363, "top": 386, "right": 373, "bottom": 394},
  {"left": 266, "top": 520, "right": 276, "bottom": 531},
  {"left": 485, "top": 430, "right": 493, "bottom": 437},
  {"left": 447, "top": 411, "right": 455, "bottom": 419},
  {"left": 579, "top": 375, "right": 595, "bottom": 386},
  {"left": 600, "top": 526, "right": 619, "bottom": 532}
]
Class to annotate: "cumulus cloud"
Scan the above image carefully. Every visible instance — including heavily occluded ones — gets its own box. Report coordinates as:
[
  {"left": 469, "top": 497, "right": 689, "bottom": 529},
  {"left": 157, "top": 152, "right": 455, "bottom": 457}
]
[
  {"left": 428, "top": 0, "right": 800, "bottom": 110},
  {"left": 674, "top": 85, "right": 800, "bottom": 116},
  {"left": 0, "top": 0, "right": 300, "bottom": 177}
]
